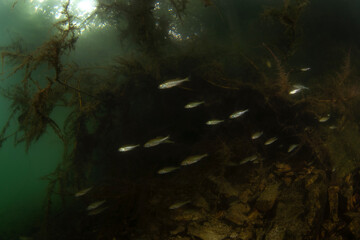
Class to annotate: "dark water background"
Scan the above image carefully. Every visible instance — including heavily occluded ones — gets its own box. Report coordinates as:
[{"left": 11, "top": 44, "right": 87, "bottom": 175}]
[{"left": 0, "top": 0, "right": 360, "bottom": 239}]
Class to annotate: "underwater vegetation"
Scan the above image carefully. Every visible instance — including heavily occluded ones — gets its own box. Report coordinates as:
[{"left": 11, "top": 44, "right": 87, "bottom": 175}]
[{"left": 1, "top": 0, "right": 360, "bottom": 239}]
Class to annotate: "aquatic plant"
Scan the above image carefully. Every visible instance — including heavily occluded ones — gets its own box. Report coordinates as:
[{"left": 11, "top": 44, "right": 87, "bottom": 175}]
[
  {"left": 1, "top": 0, "right": 360, "bottom": 239},
  {"left": 262, "top": 0, "right": 310, "bottom": 57}
]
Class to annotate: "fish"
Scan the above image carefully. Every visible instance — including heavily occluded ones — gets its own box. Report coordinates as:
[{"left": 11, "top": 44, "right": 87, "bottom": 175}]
[
  {"left": 157, "top": 166, "right": 179, "bottom": 174},
  {"left": 239, "top": 154, "right": 258, "bottom": 165},
  {"left": 287, "top": 144, "right": 299, "bottom": 153},
  {"left": 289, "top": 84, "right": 308, "bottom": 95},
  {"left": 181, "top": 153, "right": 208, "bottom": 166},
  {"left": 318, "top": 114, "right": 330, "bottom": 123},
  {"left": 87, "top": 200, "right": 106, "bottom": 211},
  {"left": 264, "top": 137, "right": 278, "bottom": 145},
  {"left": 293, "top": 84, "right": 309, "bottom": 89},
  {"left": 184, "top": 101, "right": 205, "bottom": 109},
  {"left": 300, "top": 67, "right": 311, "bottom": 72},
  {"left": 289, "top": 88, "right": 301, "bottom": 95},
  {"left": 229, "top": 109, "right": 249, "bottom": 119},
  {"left": 329, "top": 125, "right": 337, "bottom": 130},
  {"left": 88, "top": 206, "right": 108, "bottom": 216},
  {"left": 169, "top": 200, "right": 191, "bottom": 210},
  {"left": 158, "top": 77, "right": 189, "bottom": 89},
  {"left": 206, "top": 119, "right": 224, "bottom": 125},
  {"left": 118, "top": 144, "right": 140, "bottom": 152},
  {"left": 251, "top": 131, "right": 263, "bottom": 140},
  {"left": 75, "top": 187, "right": 92, "bottom": 197},
  {"left": 144, "top": 135, "right": 171, "bottom": 148}
]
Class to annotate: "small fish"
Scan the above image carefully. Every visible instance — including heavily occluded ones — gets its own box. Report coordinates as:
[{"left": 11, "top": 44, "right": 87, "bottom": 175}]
[
  {"left": 287, "top": 144, "right": 299, "bottom": 153},
  {"left": 87, "top": 200, "right": 106, "bottom": 211},
  {"left": 251, "top": 131, "right": 263, "bottom": 140},
  {"left": 181, "top": 153, "right": 208, "bottom": 166},
  {"left": 229, "top": 109, "right": 249, "bottom": 119},
  {"left": 239, "top": 154, "right": 258, "bottom": 165},
  {"left": 318, "top": 114, "right": 330, "bottom": 123},
  {"left": 206, "top": 119, "right": 224, "bottom": 125},
  {"left": 184, "top": 101, "right": 205, "bottom": 109},
  {"left": 118, "top": 144, "right": 140, "bottom": 152},
  {"left": 289, "top": 88, "right": 301, "bottom": 95},
  {"left": 289, "top": 84, "right": 308, "bottom": 95},
  {"left": 329, "top": 125, "right": 337, "bottom": 130},
  {"left": 75, "top": 187, "right": 93, "bottom": 197},
  {"left": 157, "top": 166, "right": 179, "bottom": 174},
  {"left": 264, "top": 137, "right": 278, "bottom": 145},
  {"left": 88, "top": 206, "right": 108, "bottom": 216},
  {"left": 169, "top": 200, "right": 191, "bottom": 210},
  {"left": 300, "top": 67, "right": 311, "bottom": 72},
  {"left": 159, "top": 77, "right": 189, "bottom": 89},
  {"left": 293, "top": 84, "right": 309, "bottom": 90},
  {"left": 144, "top": 135, "right": 171, "bottom": 148}
]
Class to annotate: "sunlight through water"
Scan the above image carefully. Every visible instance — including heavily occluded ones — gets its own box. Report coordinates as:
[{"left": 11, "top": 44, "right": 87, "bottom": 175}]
[{"left": 28, "top": 0, "right": 100, "bottom": 31}]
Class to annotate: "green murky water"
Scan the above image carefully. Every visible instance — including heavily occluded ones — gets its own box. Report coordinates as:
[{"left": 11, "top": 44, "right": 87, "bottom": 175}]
[{"left": 0, "top": 0, "right": 360, "bottom": 239}]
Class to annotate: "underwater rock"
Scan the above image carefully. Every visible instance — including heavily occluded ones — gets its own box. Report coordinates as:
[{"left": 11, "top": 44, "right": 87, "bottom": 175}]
[
  {"left": 255, "top": 183, "right": 280, "bottom": 212},
  {"left": 267, "top": 183, "right": 309, "bottom": 239},
  {"left": 238, "top": 188, "right": 253, "bottom": 204},
  {"left": 247, "top": 209, "right": 263, "bottom": 226},
  {"left": 231, "top": 227, "right": 254, "bottom": 240},
  {"left": 265, "top": 226, "right": 286, "bottom": 240},
  {"left": 348, "top": 217, "right": 360, "bottom": 239},
  {"left": 225, "top": 202, "right": 251, "bottom": 226},
  {"left": 187, "top": 219, "right": 232, "bottom": 240},
  {"left": 170, "top": 225, "right": 186, "bottom": 235},
  {"left": 208, "top": 175, "right": 239, "bottom": 198},
  {"left": 193, "top": 195, "right": 210, "bottom": 211},
  {"left": 168, "top": 236, "right": 191, "bottom": 240},
  {"left": 173, "top": 209, "right": 205, "bottom": 221}
]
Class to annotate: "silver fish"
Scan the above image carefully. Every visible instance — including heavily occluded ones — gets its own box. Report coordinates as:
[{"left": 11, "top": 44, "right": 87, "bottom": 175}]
[
  {"left": 144, "top": 135, "right": 171, "bottom": 148},
  {"left": 169, "top": 200, "right": 191, "bottom": 210},
  {"left": 159, "top": 77, "right": 190, "bottom": 89},
  {"left": 251, "top": 131, "right": 263, "bottom": 140},
  {"left": 118, "top": 144, "right": 140, "bottom": 152},
  {"left": 184, "top": 101, "right": 204, "bottom": 109},
  {"left": 264, "top": 137, "right": 278, "bottom": 145},
  {"left": 229, "top": 109, "right": 249, "bottom": 119},
  {"left": 239, "top": 154, "right": 258, "bottom": 165},
  {"left": 289, "top": 88, "right": 301, "bottom": 95},
  {"left": 88, "top": 206, "right": 108, "bottom": 216},
  {"left": 329, "top": 125, "right": 337, "bottom": 130},
  {"left": 181, "top": 153, "right": 208, "bottom": 166},
  {"left": 87, "top": 200, "right": 106, "bottom": 211},
  {"left": 287, "top": 144, "right": 299, "bottom": 153},
  {"left": 157, "top": 166, "right": 179, "bottom": 174},
  {"left": 289, "top": 84, "right": 308, "bottom": 95},
  {"left": 318, "top": 114, "right": 330, "bottom": 123},
  {"left": 206, "top": 119, "right": 224, "bottom": 125},
  {"left": 300, "top": 67, "right": 311, "bottom": 72},
  {"left": 75, "top": 187, "right": 92, "bottom": 197},
  {"left": 293, "top": 84, "right": 309, "bottom": 89}
]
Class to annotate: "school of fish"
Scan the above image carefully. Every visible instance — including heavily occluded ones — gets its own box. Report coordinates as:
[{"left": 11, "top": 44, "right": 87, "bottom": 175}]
[{"left": 76, "top": 70, "right": 334, "bottom": 214}]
